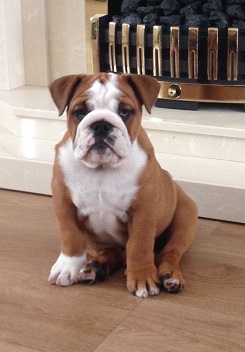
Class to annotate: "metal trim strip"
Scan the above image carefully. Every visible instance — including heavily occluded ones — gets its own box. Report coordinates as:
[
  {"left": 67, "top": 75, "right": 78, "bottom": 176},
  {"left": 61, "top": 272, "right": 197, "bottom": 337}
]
[
  {"left": 170, "top": 27, "right": 180, "bottom": 78},
  {"left": 188, "top": 27, "right": 199, "bottom": 79},
  {"left": 109, "top": 22, "right": 117, "bottom": 72},
  {"left": 122, "top": 23, "right": 131, "bottom": 74},
  {"left": 153, "top": 25, "right": 162, "bottom": 77},
  {"left": 227, "top": 28, "right": 239, "bottom": 81},
  {"left": 158, "top": 81, "right": 245, "bottom": 103},
  {"left": 136, "top": 24, "right": 146, "bottom": 75}
]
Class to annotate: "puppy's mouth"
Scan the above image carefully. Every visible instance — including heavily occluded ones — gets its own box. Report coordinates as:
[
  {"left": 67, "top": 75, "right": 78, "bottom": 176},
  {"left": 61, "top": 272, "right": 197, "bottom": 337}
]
[{"left": 90, "top": 139, "right": 114, "bottom": 154}]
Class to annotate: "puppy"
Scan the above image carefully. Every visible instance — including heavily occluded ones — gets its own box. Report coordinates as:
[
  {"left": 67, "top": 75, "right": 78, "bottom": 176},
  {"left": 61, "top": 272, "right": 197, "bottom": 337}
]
[{"left": 48, "top": 72, "right": 198, "bottom": 297}]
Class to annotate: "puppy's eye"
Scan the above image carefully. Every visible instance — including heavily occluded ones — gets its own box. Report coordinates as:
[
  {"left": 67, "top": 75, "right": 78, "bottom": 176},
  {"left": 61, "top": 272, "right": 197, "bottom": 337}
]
[
  {"left": 119, "top": 108, "right": 133, "bottom": 122},
  {"left": 72, "top": 108, "right": 88, "bottom": 121}
]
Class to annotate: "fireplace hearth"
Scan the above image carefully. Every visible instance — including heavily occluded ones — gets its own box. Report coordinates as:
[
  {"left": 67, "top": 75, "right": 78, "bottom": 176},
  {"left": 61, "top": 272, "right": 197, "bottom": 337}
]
[{"left": 90, "top": 0, "right": 245, "bottom": 110}]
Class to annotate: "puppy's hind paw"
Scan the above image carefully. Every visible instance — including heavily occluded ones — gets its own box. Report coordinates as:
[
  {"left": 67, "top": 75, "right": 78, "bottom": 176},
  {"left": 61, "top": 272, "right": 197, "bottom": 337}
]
[{"left": 78, "top": 261, "right": 109, "bottom": 285}]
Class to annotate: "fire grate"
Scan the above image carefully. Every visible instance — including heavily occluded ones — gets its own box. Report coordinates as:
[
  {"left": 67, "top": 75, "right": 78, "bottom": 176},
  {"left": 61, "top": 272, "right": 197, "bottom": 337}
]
[{"left": 90, "top": 0, "right": 245, "bottom": 110}]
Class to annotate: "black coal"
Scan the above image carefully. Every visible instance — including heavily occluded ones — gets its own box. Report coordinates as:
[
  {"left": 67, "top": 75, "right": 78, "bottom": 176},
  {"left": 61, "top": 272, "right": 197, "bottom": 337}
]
[{"left": 115, "top": 0, "right": 245, "bottom": 28}]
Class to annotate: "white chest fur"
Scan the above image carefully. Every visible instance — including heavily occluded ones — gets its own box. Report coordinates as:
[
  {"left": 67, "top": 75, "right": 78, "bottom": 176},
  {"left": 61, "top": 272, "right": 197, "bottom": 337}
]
[{"left": 58, "top": 139, "right": 147, "bottom": 246}]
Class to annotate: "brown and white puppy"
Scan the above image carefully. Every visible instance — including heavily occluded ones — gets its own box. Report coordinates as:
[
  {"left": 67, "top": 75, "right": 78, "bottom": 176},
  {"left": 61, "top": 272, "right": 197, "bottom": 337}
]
[{"left": 48, "top": 72, "right": 198, "bottom": 297}]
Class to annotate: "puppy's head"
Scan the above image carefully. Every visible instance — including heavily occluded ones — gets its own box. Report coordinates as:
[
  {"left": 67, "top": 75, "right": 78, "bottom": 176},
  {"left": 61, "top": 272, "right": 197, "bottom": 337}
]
[{"left": 49, "top": 72, "right": 160, "bottom": 168}]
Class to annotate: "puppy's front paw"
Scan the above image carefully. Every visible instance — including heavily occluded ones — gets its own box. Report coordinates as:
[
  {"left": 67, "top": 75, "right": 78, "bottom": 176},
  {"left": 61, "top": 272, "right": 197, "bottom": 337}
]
[
  {"left": 48, "top": 253, "right": 87, "bottom": 286},
  {"left": 127, "top": 266, "right": 160, "bottom": 298}
]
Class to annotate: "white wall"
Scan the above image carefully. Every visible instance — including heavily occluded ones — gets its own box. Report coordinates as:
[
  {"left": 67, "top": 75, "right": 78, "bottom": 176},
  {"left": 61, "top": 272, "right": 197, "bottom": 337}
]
[
  {"left": 0, "top": 0, "right": 25, "bottom": 90},
  {"left": 47, "top": 0, "right": 87, "bottom": 81},
  {"left": 0, "top": 0, "right": 87, "bottom": 90},
  {"left": 21, "top": 0, "right": 50, "bottom": 86}
]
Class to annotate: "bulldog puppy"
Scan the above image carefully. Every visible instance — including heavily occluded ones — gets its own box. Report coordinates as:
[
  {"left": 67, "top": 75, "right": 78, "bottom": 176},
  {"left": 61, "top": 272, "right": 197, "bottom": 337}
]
[{"left": 48, "top": 72, "right": 198, "bottom": 297}]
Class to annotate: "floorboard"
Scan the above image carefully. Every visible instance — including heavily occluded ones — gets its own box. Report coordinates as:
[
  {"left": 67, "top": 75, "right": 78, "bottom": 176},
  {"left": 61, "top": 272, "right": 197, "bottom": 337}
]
[{"left": 0, "top": 190, "right": 244, "bottom": 352}]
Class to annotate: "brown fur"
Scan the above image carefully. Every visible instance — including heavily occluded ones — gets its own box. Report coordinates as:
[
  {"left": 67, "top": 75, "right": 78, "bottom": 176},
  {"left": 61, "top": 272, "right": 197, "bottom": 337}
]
[{"left": 49, "top": 73, "right": 198, "bottom": 295}]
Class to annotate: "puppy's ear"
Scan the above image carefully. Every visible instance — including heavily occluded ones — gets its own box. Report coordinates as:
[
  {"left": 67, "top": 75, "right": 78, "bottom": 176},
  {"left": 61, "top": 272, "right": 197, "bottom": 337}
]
[
  {"left": 49, "top": 75, "right": 85, "bottom": 116},
  {"left": 123, "top": 74, "right": 160, "bottom": 113}
]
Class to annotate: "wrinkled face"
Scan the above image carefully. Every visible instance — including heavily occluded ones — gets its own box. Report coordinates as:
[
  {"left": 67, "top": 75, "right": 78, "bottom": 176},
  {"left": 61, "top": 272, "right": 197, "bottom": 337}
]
[{"left": 67, "top": 73, "right": 140, "bottom": 168}]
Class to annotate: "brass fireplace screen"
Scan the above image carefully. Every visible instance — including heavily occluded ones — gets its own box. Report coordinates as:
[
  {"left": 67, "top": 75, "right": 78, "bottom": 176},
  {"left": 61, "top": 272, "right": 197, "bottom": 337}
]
[{"left": 90, "top": 1, "right": 245, "bottom": 110}]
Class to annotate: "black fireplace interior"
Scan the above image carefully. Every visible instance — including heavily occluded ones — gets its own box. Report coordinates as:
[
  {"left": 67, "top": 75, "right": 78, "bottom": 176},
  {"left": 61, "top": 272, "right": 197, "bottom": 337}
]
[
  {"left": 95, "top": 0, "right": 245, "bottom": 109},
  {"left": 110, "top": 0, "right": 245, "bottom": 29}
]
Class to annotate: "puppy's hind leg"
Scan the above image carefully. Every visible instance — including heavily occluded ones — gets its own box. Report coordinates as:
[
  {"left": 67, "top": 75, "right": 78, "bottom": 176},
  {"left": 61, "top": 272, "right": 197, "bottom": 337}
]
[
  {"left": 156, "top": 185, "right": 198, "bottom": 293},
  {"left": 78, "top": 248, "right": 126, "bottom": 284}
]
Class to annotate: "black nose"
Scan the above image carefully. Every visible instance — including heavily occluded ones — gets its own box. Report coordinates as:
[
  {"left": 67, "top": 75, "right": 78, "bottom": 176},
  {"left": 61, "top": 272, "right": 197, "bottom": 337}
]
[{"left": 90, "top": 120, "right": 113, "bottom": 137}]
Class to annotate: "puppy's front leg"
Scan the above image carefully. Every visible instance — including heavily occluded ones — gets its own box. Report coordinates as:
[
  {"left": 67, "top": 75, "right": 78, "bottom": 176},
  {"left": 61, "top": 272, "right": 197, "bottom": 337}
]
[
  {"left": 48, "top": 181, "right": 87, "bottom": 286},
  {"left": 126, "top": 213, "right": 160, "bottom": 298}
]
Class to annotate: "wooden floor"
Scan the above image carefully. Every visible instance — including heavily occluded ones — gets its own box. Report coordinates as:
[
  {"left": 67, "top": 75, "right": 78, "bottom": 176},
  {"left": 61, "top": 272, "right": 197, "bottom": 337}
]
[{"left": 0, "top": 189, "right": 245, "bottom": 352}]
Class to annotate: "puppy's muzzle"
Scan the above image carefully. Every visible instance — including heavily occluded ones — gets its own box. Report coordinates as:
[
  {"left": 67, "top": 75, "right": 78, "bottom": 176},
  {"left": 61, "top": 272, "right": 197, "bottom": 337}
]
[
  {"left": 73, "top": 109, "right": 132, "bottom": 168},
  {"left": 90, "top": 120, "right": 115, "bottom": 154}
]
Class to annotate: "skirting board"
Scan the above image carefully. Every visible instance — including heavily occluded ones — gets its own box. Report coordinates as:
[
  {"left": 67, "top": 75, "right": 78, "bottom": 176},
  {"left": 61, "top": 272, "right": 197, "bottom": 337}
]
[{"left": 0, "top": 157, "right": 52, "bottom": 196}]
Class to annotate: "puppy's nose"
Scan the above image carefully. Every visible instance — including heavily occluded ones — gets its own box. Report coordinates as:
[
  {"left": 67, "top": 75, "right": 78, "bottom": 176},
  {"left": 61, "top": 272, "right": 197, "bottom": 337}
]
[{"left": 90, "top": 120, "right": 113, "bottom": 137}]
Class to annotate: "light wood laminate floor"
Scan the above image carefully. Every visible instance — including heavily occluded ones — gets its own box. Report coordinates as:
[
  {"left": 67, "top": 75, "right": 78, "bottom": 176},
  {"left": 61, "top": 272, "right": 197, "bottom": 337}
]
[{"left": 0, "top": 189, "right": 244, "bottom": 352}]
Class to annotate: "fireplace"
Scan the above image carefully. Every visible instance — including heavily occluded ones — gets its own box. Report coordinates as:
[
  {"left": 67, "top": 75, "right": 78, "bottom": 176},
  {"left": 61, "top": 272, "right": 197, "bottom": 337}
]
[{"left": 90, "top": 0, "right": 245, "bottom": 110}]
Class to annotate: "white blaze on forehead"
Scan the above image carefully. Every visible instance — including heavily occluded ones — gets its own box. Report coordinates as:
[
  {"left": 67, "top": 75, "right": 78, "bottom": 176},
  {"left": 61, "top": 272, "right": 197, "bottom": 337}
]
[{"left": 87, "top": 73, "right": 120, "bottom": 112}]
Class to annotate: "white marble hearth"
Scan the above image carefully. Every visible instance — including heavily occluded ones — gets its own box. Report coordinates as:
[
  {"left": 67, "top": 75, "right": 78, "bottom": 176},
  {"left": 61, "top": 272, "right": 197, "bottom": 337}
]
[{"left": 0, "top": 86, "right": 245, "bottom": 223}]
